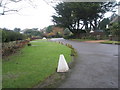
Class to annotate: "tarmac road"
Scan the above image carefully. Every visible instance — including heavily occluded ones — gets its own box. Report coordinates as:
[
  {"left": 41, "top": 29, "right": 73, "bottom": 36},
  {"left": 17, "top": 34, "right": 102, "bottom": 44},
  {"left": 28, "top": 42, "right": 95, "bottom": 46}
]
[{"left": 51, "top": 38, "right": 118, "bottom": 88}]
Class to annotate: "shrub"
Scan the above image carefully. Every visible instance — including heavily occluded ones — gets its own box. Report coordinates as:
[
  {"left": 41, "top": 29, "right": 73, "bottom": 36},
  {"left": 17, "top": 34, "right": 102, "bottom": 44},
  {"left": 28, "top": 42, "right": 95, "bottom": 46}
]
[
  {"left": 1, "top": 30, "right": 27, "bottom": 42},
  {"left": 63, "top": 34, "right": 76, "bottom": 39},
  {"left": 2, "top": 40, "right": 30, "bottom": 57},
  {"left": 110, "top": 22, "right": 120, "bottom": 36}
]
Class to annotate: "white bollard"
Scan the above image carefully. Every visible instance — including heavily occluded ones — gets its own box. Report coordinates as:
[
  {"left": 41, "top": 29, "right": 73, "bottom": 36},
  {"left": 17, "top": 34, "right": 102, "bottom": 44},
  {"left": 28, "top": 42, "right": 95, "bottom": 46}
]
[
  {"left": 57, "top": 54, "right": 69, "bottom": 72},
  {"left": 42, "top": 37, "right": 46, "bottom": 40}
]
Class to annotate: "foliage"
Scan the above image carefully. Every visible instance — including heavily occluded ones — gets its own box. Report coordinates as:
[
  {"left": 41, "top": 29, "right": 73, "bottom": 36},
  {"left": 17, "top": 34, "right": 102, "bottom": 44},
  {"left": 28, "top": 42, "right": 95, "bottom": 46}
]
[
  {"left": 3, "top": 40, "right": 71, "bottom": 88},
  {"left": 2, "top": 40, "right": 29, "bottom": 57},
  {"left": 110, "top": 22, "right": 120, "bottom": 36},
  {"left": 64, "top": 28, "right": 71, "bottom": 35},
  {"left": 24, "top": 29, "right": 43, "bottom": 37},
  {"left": 63, "top": 33, "right": 75, "bottom": 39},
  {"left": 1, "top": 29, "right": 27, "bottom": 42},
  {"left": 14, "top": 28, "right": 21, "bottom": 32},
  {"left": 44, "top": 25, "right": 73, "bottom": 38},
  {"left": 99, "top": 18, "right": 110, "bottom": 30},
  {"left": 52, "top": 2, "right": 117, "bottom": 37},
  {"left": 44, "top": 26, "right": 65, "bottom": 38},
  {"left": 45, "top": 25, "right": 54, "bottom": 33}
]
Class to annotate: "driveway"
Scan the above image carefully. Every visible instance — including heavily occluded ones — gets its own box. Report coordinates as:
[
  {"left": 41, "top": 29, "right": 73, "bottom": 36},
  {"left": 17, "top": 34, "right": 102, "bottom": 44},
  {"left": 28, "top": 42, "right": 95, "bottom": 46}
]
[{"left": 50, "top": 38, "right": 118, "bottom": 88}]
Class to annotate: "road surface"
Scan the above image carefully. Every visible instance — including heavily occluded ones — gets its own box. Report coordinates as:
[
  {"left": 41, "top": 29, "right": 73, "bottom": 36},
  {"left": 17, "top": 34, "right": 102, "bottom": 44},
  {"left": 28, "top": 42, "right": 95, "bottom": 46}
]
[{"left": 50, "top": 38, "right": 118, "bottom": 88}]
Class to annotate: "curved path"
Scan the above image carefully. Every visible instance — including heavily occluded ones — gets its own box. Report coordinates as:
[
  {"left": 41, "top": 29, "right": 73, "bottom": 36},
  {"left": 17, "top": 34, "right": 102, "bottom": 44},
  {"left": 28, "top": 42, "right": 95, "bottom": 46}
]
[{"left": 51, "top": 38, "right": 118, "bottom": 88}]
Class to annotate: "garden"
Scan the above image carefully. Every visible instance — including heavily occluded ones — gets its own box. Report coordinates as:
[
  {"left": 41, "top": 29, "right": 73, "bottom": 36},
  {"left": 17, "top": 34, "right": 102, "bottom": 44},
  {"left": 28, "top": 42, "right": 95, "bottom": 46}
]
[
  {"left": 1, "top": 29, "right": 74, "bottom": 88},
  {"left": 2, "top": 39, "right": 72, "bottom": 88},
  {"left": 1, "top": 1, "right": 119, "bottom": 88}
]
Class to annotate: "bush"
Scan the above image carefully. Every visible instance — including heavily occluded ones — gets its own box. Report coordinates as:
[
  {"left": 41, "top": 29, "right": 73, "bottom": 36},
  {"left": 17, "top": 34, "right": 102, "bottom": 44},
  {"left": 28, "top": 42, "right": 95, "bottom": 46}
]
[
  {"left": 63, "top": 34, "right": 76, "bottom": 39},
  {"left": 2, "top": 40, "right": 30, "bottom": 57},
  {"left": 110, "top": 22, "right": 120, "bottom": 36},
  {"left": 1, "top": 30, "right": 27, "bottom": 42}
]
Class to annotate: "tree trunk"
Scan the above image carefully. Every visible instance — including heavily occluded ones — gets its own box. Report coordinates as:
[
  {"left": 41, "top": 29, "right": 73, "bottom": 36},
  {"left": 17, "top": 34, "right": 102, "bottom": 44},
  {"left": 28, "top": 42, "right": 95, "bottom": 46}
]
[
  {"left": 90, "top": 21, "right": 95, "bottom": 30},
  {"left": 84, "top": 20, "right": 88, "bottom": 30},
  {"left": 77, "top": 19, "right": 80, "bottom": 29},
  {"left": 94, "top": 19, "right": 98, "bottom": 30}
]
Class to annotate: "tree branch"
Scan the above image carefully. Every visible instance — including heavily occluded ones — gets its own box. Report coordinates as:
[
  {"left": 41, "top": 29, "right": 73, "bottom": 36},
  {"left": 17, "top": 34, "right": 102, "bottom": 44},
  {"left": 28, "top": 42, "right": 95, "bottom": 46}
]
[
  {"left": 80, "top": 24, "right": 85, "bottom": 30},
  {"left": 0, "top": 0, "right": 37, "bottom": 15},
  {"left": 10, "top": 0, "right": 22, "bottom": 3}
]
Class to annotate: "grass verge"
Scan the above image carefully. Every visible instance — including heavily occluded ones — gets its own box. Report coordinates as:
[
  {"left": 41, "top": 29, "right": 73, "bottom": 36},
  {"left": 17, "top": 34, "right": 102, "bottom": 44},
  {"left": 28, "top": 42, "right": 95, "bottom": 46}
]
[
  {"left": 2, "top": 40, "right": 72, "bottom": 88},
  {"left": 69, "top": 39, "right": 93, "bottom": 42},
  {"left": 100, "top": 40, "right": 120, "bottom": 45}
]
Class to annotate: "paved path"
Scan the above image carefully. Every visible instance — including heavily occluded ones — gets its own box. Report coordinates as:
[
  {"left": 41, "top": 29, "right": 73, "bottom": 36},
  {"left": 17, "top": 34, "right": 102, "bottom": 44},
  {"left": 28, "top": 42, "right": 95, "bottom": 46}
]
[{"left": 51, "top": 38, "right": 118, "bottom": 88}]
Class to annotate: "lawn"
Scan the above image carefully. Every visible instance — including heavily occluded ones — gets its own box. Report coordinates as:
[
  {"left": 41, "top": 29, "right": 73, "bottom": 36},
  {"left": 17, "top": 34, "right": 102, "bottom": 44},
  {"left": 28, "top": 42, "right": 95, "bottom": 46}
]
[
  {"left": 100, "top": 40, "right": 120, "bottom": 45},
  {"left": 69, "top": 39, "right": 93, "bottom": 42},
  {"left": 2, "top": 40, "right": 72, "bottom": 88}
]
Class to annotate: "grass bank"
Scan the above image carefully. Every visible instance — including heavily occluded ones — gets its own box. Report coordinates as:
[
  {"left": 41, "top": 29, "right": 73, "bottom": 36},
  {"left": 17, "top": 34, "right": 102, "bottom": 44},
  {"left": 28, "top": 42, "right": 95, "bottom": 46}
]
[
  {"left": 69, "top": 39, "right": 93, "bottom": 42},
  {"left": 100, "top": 40, "right": 120, "bottom": 45},
  {"left": 3, "top": 40, "right": 72, "bottom": 88}
]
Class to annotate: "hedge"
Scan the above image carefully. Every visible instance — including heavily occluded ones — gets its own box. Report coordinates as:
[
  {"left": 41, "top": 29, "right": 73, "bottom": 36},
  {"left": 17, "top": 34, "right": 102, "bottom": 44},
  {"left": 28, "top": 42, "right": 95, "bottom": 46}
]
[{"left": 1, "top": 29, "right": 27, "bottom": 42}]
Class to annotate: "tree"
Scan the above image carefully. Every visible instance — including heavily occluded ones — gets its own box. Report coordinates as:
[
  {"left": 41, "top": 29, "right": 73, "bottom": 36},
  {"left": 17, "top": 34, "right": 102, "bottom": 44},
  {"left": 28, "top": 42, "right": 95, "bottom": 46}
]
[
  {"left": 45, "top": 25, "right": 54, "bottom": 33},
  {"left": 14, "top": 28, "right": 21, "bottom": 32},
  {"left": 64, "top": 28, "right": 71, "bottom": 35},
  {"left": 52, "top": 2, "right": 117, "bottom": 37},
  {"left": 24, "top": 29, "right": 43, "bottom": 37},
  {"left": 32, "top": 28, "right": 39, "bottom": 31},
  {"left": 1, "top": 29, "right": 26, "bottom": 42},
  {"left": 99, "top": 18, "right": 110, "bottom": 30},
  {"left": 0, "top": 0, "right": 36, "bottom": 15},
  {"left": 110, "top": 22, "right": 120, "bottom": 37}
]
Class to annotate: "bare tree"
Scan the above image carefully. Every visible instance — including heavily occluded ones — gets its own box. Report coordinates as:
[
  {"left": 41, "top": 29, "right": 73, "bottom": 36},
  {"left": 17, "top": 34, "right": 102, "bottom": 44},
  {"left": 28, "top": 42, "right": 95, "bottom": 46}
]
[{"left": 0, "top": 0, "right": 36, "bottom": 15}]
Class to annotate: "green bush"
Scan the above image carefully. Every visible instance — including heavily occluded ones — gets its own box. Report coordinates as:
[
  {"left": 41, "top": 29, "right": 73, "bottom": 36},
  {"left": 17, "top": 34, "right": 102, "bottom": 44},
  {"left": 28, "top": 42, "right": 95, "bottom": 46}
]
[
  {"left": 110, "top": 22, "right": 120, "bottom": 36},
  {"left": 2, "top": 40, "right": 30, "bottom": 57},
  {"left": 1, "top": 30, "right": 27, "bottom": 42},
  {"left": 63, "top": 34, "right": 76, "bottom": 39},
  {"left": 83, "top": 35, "right": 96, "bottom": 40}
]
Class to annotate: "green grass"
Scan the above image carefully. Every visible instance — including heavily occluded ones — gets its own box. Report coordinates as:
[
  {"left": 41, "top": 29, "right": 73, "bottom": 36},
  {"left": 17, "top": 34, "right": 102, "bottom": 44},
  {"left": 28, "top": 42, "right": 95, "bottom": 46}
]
[
  {"left": 100, "top": 40, "right": 120, "bottom": 45},
  {"left": 69, "top": 39, "right": 93, "bottom": 42},
  {"left": 2, "top": 40, "right": 72, "bottom": 88}
]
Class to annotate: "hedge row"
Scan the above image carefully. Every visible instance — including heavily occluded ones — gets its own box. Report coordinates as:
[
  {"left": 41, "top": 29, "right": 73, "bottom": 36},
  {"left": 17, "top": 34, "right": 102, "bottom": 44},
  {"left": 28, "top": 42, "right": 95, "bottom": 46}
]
[
  {"left": 2, "top": 40, "right": 29, "bottom": 57},
  {"left": 1, "top": 30, "right": 27, "bottom": 42}
]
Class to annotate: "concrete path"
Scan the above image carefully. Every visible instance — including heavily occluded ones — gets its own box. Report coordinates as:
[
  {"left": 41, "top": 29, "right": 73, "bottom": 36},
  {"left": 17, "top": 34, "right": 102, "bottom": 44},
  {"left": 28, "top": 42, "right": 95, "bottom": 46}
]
[{"left": 51, "top": 38, "right": 118, "bottom": 88}]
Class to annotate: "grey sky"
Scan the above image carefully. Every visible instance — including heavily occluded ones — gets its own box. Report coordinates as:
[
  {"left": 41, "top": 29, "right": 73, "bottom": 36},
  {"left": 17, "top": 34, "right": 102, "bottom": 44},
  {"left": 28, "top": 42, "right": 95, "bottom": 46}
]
[
  {"left": 0, "top": 0, "right": 119, "bottom": 30},
  {"left": 0, "top": 0, "right": 56, "bottom": 30}
]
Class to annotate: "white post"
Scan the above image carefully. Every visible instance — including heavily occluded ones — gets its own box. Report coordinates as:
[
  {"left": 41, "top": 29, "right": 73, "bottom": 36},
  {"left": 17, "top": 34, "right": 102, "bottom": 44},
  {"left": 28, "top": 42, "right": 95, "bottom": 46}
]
[
  {"left": 106, "top": 25, "right": 109, "bottom": 29},
  {"left": 42, "top": 37, "right": 46, "bottom": 40},
  {"left": 90, "top": 29, "right": 94, "bottom": 33},
  {"left": 57, "top": 54, "right": 69, "bottom": 72}
]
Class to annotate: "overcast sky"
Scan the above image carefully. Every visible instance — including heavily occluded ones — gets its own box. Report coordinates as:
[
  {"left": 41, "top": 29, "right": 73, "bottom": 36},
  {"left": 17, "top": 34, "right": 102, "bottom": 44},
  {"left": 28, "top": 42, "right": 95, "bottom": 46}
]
[
  {"left": 0, "top": 0, "right": 56, "bottom": 30},
  {"left": 0, "top": 0, "right": 119, "bottom": 30}
]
